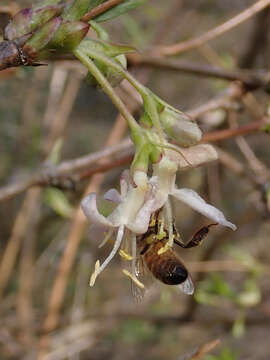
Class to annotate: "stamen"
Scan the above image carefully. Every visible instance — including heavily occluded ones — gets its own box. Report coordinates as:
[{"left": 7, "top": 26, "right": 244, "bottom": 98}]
[
  {"left": 119, "top": 249, "right": 133, "bottom": 261},
  {"left": 122, "top": 269, "right": 145, "bottom": 289},
  {"left": 89, "top": 260, "right": 100, "bottom": 287},
  {"left": 98, "top": 228, "right": 114, "bottom": 248},
  {"left": 131, "top": 234, "right": 137, "bottom": 277},
  {"left": 165, "top": 200, "right": 174, "bottom": 247}
]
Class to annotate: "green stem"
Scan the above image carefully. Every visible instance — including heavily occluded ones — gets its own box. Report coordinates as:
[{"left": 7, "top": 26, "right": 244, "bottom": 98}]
[
  {"left": 77, "top": 43, "right": 166, "bottom": 144},
  {"left": 79, "top": 43, "right": 147, "bottom": 95},
  {"left": 73, "top": 48, "right": 141, "bottom": 134}
]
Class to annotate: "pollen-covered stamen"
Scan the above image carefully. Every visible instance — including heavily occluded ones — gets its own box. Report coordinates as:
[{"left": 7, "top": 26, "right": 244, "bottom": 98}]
[
  {"left": 122, "top": 269, "right": 145, "bottom": 289},
  {"left": 119, "top": 249, "right": 133, "bottom": 261}
]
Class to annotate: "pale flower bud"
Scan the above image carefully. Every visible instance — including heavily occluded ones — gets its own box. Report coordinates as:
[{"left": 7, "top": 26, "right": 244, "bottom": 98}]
[{"left": 160, "top": 108, "right": 202, "bottom": 147}]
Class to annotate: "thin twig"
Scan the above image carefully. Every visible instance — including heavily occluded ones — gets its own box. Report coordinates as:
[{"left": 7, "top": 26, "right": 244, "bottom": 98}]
[
  {"left": 178, "top": 339, "right": 220, "bottom": 360},
  {"left": 81, "top": 0, "right": 124, "bottom": 22},
  {"left": 0, "top": 138, "right": 132, "bottom": 202},
  {"left": 153, "top": 0, "right": 270, "bottom": 56},
  {"left": 128, "top": 54, "right": 270, "bottom": 90},
  {"left": 202, "top": 117, "right": 268, "bottom": 142}
]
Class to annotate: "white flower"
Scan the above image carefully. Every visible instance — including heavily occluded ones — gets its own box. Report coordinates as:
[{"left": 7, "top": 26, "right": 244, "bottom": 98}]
[
  {"left": 81, "top": 170, "right": 160, "bottom": 285},
  {"left": 152, "top": 155, "right": 236, "bottom": 231}
]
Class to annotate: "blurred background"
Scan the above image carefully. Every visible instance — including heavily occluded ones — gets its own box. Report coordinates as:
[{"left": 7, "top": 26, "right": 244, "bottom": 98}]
[{"left": 1, "top": 0, "right": 270, "bottom": 359}]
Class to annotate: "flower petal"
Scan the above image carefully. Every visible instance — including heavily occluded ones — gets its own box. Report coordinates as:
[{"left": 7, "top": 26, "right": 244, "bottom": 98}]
[
  {"left": 120, "top": 170, "right": 130, "bottom": 197},
  {"left": 172, "top": 188, "right": 237, "bottom": 230},
  {"left": 104, "top": 189, "right": 122, "bottom": 203},
  {"left": 81, "top": 193, "right": 114, "bottom": 227},
  {"left": 127, "top": 178, "right": 161, "bottom": 234}
]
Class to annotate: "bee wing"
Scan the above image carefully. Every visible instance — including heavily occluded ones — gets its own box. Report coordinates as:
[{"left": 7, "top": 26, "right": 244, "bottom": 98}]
[
  {"left": 131, "top": 256, "right": 155, "bottom": 302},
  {"left": 129, "top": 256, "right": 145, "bottom": 302},
  {"left": 178, "top": 275, "right": 194, "bottom": 295}
]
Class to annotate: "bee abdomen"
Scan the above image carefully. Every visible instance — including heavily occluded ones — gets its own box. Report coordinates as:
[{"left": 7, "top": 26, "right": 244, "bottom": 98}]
[{"left": 144, "top": 250, "right": 188, "bottom": 286}]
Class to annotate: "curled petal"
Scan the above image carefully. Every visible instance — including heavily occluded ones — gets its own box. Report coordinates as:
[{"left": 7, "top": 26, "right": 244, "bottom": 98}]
[
  {"left": 172, "top": 188, "right": 237, "bottom": 231},
  {"left": 128, "top": 178, "right": 161, "bottom": 234},
  {"left": 128, "top": 198, "right": 156, "bottom": 234},
  {"left": 104, "top": 189, "right": 122, "bottom": 203},
  {"left": 81, "top": 193, "right": 114, "bottom": 227}
]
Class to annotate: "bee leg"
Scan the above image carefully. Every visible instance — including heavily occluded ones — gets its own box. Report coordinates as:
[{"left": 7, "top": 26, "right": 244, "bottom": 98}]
[
  {"left": 140, "top": 243, "right": 150, "bottom": 256},
  {"left": 174, "top": 223, "right": 218, "bottom": 249}
]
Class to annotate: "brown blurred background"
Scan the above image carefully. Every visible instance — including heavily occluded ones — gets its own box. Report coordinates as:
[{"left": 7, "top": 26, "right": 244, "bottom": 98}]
[{"left": 1, "top": 1, "right": 270, "bottom": 359}]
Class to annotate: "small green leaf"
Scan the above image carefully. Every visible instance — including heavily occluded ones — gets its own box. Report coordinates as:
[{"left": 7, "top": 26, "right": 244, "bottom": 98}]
[
  {"left": 63, "top": 0, "right": 91, "bottom": 21},
  {"left": 94, "top": 0, "right": 147, "bottom": 22},
  {"left": 44, "top": 187, "right": 73, "bottom": 218}
]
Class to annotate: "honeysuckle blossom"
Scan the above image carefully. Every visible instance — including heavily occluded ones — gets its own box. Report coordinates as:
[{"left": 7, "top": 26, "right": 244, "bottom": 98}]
[
  {"left": 82, "top": 145, "right": 236, "bottom": 287},
  {"left": 81, "top": 170, "right": 161, "bottom": 285}
]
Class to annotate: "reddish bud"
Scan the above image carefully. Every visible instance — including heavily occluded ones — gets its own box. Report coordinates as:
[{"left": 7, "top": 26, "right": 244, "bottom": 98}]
[{"left": 4, "top": 8, "right": 32, "bottom": 41}]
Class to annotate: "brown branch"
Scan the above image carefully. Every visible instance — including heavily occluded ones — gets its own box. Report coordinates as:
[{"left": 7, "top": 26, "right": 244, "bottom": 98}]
[
  {"left": 0, "top": 139, "right": 132, "bottom": 202},
  {"left": 81, "top": 0, "right": 124, "bottom": 22},
  {"left": 152, "top": 0, "right": 270, "bottom": 56},
  {"left": 128, "top": 54, "right": 270, "bottom": 91},
  {"left": 179, "top": 339, "right": 220, "bottom": 360},
  {"left": 202, "top": 118, "right": 268, "bottom": 143}
]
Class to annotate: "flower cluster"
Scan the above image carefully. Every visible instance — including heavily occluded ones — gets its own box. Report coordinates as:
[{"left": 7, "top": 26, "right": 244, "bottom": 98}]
[{"left": 82, "top": 145, "right": 236, "bottom": 288}]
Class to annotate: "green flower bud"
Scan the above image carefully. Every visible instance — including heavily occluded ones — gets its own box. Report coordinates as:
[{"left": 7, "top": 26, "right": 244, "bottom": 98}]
[
  {"left": 24, "top": 16, "right": 62, "bottom": 59},
  {"left": 160, "top": 108, "right": 202, "bottom": 147},
  {"left": 49, "top": 20, "right": 90, "bottom": 51},
  {"left": 4, "top": 6, "right": 63, "bottom": 41},
  {"left": 81, "top": 39, "right": 134, "bottom": 87},
  {"left": 30, "top": 5, "right": 63, "bottom": 31}
]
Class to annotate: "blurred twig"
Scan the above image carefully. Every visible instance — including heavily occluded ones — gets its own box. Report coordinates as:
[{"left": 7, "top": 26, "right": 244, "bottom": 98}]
[
  {"left": 128, "top": 54, "right": 270, "bottom": 91},
  {"left": 0, "top": 116, "right": 268, "bottom": 202},
  {"left": 178, "top": 339, "right": 220, "bottom": 360},
  {"left": 153, "top": 0, "right": 270, "bottom": 56}
]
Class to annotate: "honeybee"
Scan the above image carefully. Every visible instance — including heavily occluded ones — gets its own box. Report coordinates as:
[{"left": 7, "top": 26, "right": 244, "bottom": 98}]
[{"left": 129, "top": 209, "right": 217, "bottom": 298}]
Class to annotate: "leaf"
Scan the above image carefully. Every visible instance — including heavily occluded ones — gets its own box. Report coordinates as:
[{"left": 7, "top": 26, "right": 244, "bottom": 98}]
[
  {"left": 94, "top": 0, "right": 147, "bottom": 23},
  {"left": 89, "top": 0, "right": 107, "bottom": 11},
  {"left": 44, "top": 187, "right": 73, "bottom": 218}
]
